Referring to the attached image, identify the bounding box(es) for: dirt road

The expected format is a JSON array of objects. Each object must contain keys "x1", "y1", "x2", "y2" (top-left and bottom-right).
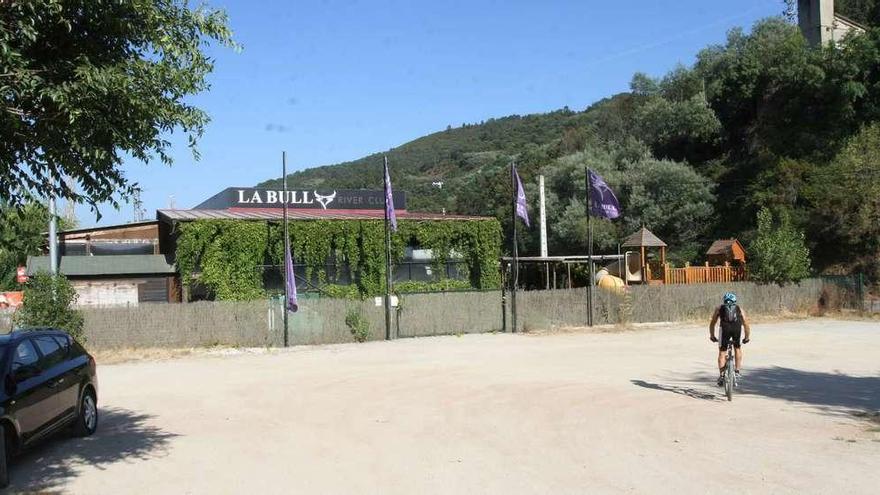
[{"x1": 8, "y1": 319, "x2": 879, "y2": 494}]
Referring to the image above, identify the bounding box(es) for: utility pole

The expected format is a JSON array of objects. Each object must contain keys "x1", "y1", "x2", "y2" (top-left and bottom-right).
[{"x1": 48, "y1": 195, "x2": 58, "y2": 275}]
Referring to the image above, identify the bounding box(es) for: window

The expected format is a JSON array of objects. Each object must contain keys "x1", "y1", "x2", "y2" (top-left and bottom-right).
[
  {"x1": 11, "y1": 340, "x2": 39, "y2": 372},
  {"x1": 33, "y1": 336, "x2": 65, "y2": 369},
  {"x1": 52, "y1": 334, "x2": 71, "y2": 358}
]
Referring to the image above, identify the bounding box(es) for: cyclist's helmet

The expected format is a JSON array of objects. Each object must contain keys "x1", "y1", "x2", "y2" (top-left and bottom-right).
[{"x1": 723, "y1": 292, "x2": 737, "y2": 305}]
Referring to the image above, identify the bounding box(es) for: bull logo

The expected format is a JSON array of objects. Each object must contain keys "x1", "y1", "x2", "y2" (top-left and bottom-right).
[{"x1": 314, "y1": 190, "x2": 337, "y2": 209}]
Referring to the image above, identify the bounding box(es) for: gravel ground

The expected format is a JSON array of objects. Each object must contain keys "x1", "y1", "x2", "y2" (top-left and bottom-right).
[{"x1": 8, "y1": 318, "x2": 879, "y2": 494}]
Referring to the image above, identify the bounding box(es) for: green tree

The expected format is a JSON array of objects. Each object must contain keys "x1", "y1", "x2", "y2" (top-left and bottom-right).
[
  {"x1": 543, "y1": 149, "x2": 715, "y2": 262},
  {"x1": 806, "y1": 124, "x2": 880, "y2": 281},
  {"x1": 0, "y1": 203, "x2": 73, "y2": 290},
  {"x1": 836, "y1": 0, "x2": 880, "y2": 26},
  {"x1": 13, "y1": 272, "x2": 85, "y2": 342},
  {"x1": 1, "y1": 0, "x2": 235, "y2": 211},
  {"x1": 749, "y1": 208, "x2": 811, "y2": 284}
]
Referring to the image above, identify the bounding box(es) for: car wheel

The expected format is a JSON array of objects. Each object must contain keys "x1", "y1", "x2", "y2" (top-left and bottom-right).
[
  {"x1": 0, "y1": 426, "x2": 9, "y2": 488},
  {"x1": 73, "y1": 389, "x2": 98, "y2": 437}
]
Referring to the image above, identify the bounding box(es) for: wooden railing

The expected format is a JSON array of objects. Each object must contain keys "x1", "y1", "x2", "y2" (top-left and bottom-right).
[{"x1": 656, "y1": 262, "x2": 746, "y2": 285}]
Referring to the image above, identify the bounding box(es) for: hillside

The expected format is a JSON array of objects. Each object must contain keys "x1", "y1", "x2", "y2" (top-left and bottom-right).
[{"x1": 256, "y1": 104, "x2": 611, "y2": 213}]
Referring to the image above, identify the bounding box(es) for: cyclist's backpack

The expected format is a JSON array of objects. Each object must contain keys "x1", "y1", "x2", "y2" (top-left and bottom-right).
[{"x1": 722, "y1": 303, "x2": 739, "y2": 324}]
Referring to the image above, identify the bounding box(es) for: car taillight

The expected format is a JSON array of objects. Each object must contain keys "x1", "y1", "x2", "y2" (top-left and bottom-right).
[{"x1": 88, "y1": 355, "x2": 96, "y2": 373}]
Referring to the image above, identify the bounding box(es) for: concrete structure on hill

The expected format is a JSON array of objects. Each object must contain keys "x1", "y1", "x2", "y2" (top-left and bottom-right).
[{"x1": 799, "y1": 0, "x2": 867, "y2": 46}]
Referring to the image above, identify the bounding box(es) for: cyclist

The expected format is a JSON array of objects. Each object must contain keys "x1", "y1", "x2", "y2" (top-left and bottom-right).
[{"x1": 709, "y1": 292, "x2": 751, "y2": 386}]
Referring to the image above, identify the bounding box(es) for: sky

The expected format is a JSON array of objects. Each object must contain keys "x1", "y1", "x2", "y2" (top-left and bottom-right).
[{"x1": 76, "y1": 0, "x2": 782, "y2": 227}]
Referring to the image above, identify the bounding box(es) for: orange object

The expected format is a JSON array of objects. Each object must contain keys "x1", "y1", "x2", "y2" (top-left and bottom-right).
[{"x1": 0, "y1": 291, "x2": 23, "y2": 309}]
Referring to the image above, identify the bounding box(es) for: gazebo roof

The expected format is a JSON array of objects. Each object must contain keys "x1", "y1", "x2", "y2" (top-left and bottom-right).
[
  {"x1": 622, "y1": 227, "x2": 667, "y2": 248},
  {"x1": 706, "y1": 239, "x2": 742, "y2": 256}
]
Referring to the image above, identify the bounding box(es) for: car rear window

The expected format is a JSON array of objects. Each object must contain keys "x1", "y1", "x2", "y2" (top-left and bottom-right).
[{"x1": 52, "y1": 334, "x2": 71, "y2": 357}]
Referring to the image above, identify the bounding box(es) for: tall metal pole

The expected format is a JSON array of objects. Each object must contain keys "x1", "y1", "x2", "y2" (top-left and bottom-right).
[
  {"x1": 539, "y1": 175, "x2": 549, "y2": 290},
  {"x1": 510, "y1": 162, "x2": 519, "y2": 333},
  {"x1": 586, "y1": 168, "x2": 594, "y2": 327},
  {"x1": 48, "y1": 195, "x2": 58, "y2": 275},
  {"x1": 282, "y1": 151, "x2": 289, "y2": 347},
  {"x1": 384, "y1": 156, "x2": 393, "y2": 340}
]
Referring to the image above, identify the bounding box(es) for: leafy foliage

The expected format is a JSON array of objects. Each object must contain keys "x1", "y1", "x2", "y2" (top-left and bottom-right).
[
  {"x1": 13, "y1": 272, "x2": 84, "y2": 342},
  {"x1": 836, "y1": 0, "x2": 880, "y2": 26},
  {"x1": 749, "y1": 208, "x2": 811, "y2": 284},
  {"x1": 0, "y1": 0, "x2": 235, "y2": 211},
  {"x1": 175, "y1": 219, "x2": 502, "y2": 300},
  {"x1": 805, "y1": 124, "x2": 880, "y2": 280},
  {"x1": 0, "y1": 202, "x2": 73, "y2": 290},
  {"x1": 344, "y1": 308, "x2": 370, "y2": 343}
]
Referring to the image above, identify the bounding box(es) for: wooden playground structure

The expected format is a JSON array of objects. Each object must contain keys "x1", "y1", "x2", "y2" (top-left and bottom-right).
[{"x1": 621, "y1": 228, "x2": 747, "y2": 286}]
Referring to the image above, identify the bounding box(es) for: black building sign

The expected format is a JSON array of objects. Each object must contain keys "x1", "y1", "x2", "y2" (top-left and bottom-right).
[{"x1": 194, "y1": 187, "x2": 407, "y2": 211}]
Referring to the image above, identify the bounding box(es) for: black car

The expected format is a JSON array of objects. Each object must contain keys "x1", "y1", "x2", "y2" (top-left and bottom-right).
[{"x1": 0, "y1": 328, "x2": 98, "y2": 488}]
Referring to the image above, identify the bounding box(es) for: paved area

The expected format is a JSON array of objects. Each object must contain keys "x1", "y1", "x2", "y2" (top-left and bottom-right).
[{"x1": 8, "y1": 319, "x2": 880, "y2": 494}]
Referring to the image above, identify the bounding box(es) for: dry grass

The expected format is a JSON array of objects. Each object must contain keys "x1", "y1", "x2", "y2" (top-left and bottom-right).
[{"x1": 92, "y1": 347, "x2": 202, "y2": 365}]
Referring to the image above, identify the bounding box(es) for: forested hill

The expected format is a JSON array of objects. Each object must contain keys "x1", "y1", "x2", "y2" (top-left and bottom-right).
[
  {"x1": 256, "y1": 106, "x2": 601, "y2": 212},
  {"x1": 259, "y1": 17, "x2": 880, "y2": 282}
]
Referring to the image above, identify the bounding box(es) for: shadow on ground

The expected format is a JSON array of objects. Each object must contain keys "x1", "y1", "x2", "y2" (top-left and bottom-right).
[
  {"x1": 7, "y1": 407, "x2": 178, "y2": 493},
  {"x1": 634, "y1": 367, "x2": 880, "y2": 420},
  {"x1": 737, "y1": 367, "x2": 880, "y2": 417},
  {"x1": 630, "y1": 379, "x2": 721, "y2": 401}
]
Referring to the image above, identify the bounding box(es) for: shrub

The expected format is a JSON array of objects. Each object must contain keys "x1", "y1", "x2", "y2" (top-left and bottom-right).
[
  {"x1": 749, "y1": 208, "x2": 811, "y2": 285},
  {"x1": 14, "y1": 272, "x2": 85, "y2": 342},
  {"x1": 344, "y1": 308, "x2": 370, "y2": 343}
]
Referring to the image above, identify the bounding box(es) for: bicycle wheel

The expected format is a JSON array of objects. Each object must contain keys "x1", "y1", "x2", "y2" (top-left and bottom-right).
[{"x1": 725, "y1": 356, "x2": 734, "y2": 401}]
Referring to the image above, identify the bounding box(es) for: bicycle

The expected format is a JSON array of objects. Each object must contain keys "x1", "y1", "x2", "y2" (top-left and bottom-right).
[{"x1": 720, "y1": 338, "x2": 737, "y2": 401}]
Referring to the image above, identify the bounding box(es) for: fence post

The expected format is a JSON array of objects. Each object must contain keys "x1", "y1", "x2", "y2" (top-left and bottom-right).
[
  {"x1": 501, "y1": 262, "x2": 508, "y2": 333},
  {"x1": 857, "y1": 273, "x2": 864, "y2": 312}
]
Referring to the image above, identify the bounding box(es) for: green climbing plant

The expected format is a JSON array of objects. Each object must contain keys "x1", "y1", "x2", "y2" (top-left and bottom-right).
[{"x1": 175, "y1": 218, "x2": 502, "y2": 300}]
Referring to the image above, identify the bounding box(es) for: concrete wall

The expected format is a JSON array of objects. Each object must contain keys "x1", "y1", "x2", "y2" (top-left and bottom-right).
[{"x1": 74, "y1": 280, "x2": 140, "y2": 307}]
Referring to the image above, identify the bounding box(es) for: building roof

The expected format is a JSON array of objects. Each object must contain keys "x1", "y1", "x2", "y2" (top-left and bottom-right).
[
  {"x1": 27, "y1": 255, "x2": 175, "y2": 277},
  {"x1": 53, "y1": 220, "x2": 159, "y2": 236},
  {"x1": 621, "y1": 227, "x2": 667, "y2": 248},
  {"x1": 157, "y1": 208, "x2": 492, "y2": 222},
  {"x1": 706, "y1": 239, "x2": 743, "y2": 256}
]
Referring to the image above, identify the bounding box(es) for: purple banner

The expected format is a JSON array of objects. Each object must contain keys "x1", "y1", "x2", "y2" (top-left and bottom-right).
[
  {"x1": 284, "y1": 235, "x2": 298, "y2": 312},
  {"x1": 589, "y1": 169, "x2": 621, "y2": 219},
  {"x1": 384, "y1": 157, "x2": 398, "y2": 231},
  {"x1": 513, "y1": 164, "x2": 530, "y2": 227}
]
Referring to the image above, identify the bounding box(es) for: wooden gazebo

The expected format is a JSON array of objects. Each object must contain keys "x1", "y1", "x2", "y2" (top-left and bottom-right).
[{"x1": 622, "y1": 227, "x2": 667, "y2": 284}]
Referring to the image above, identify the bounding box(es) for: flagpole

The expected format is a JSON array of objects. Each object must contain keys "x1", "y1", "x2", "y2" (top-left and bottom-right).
[
  {"x1": 510, "y1": 162, "x2": 519, "y2": 334},
  {"x1": 282, "y1": 151, "x2": 290, "y2": 347},
  {"x1": 586, "y1": 168, "x2": 594, "y2": 327},
  {"x1": 384, "y1": 156, "x2": 393, "y2": 341}
]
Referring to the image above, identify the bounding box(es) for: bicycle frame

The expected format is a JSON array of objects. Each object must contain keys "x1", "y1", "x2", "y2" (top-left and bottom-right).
[{"x1": 722, "y1": 337, "x2": 736, "y2": 401}]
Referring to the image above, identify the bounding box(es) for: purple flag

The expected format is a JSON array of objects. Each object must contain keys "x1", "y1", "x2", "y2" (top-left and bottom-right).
[
  {"x1": 384, "y1": 157, "x2": 397, "y2": 231},
  {"x1": 284, "y1": 235, "x2": 298, "y2": 312},
  {"x1": 588, "y1": 169, "x2": 621, "y2": 219},
  {"x1": 513, "y1": 164, "x2": 530, "y2": 227}
]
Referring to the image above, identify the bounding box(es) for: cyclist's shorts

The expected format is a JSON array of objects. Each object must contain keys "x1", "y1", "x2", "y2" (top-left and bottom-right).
[{"x1": 719, "y1": 327, "x2": 742, "y2": 351}]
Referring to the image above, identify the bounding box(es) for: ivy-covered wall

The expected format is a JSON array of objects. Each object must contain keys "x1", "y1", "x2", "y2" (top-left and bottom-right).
[{"x1": 174, "y1": 219, "x2": 502, "y2": 300}]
